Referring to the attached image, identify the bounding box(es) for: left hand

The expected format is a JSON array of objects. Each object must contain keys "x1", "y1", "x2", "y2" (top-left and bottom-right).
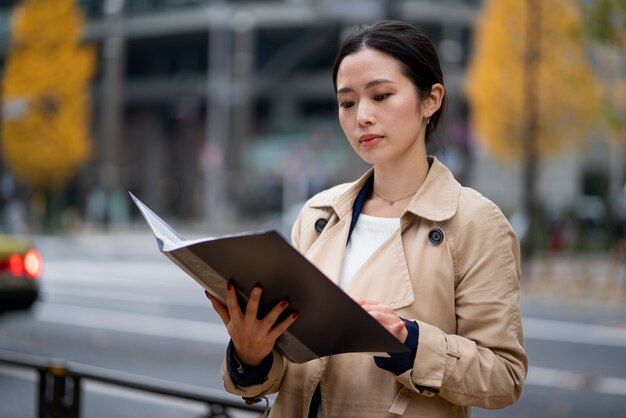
[{"x1": 356, "y1": 298, "x2": 408, "y2": 343}]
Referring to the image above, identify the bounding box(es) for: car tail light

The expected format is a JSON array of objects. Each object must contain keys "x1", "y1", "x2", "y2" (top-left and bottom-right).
[
  {"x1": 9, "y1": 253, "x2": 24, "y2": 277},
  {"x1": 23, "y1": 249, "x2": 42, "y2": 279}
]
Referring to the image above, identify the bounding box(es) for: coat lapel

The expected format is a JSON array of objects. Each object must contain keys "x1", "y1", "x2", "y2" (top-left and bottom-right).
[
  {"x1": 300, "y1": 157, "x2": 460, "y2": 310},
  {"x1": 343, "y1": 218, "x2": 416, "y2": 309},
  {"x1": 304, "y1": 168, "x2": 373, "y2": 285},
  {"x1": 304, "y1": 216, "x2": 350, "y2": 285}
]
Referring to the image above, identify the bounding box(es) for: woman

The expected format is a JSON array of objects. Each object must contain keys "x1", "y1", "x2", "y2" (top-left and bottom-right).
[{"x1": 206, "y1": 20, "x2": 527, "y2": 418}]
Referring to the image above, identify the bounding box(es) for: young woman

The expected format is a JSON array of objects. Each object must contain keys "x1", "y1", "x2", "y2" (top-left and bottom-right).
[{"x1": 206, "y1": 20, "x2": 527, "y2": 418}]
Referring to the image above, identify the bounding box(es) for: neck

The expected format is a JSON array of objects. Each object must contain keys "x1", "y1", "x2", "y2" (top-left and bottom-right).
[{"x1": 372, "y1": 147, "x2": 429, "y2": 202}]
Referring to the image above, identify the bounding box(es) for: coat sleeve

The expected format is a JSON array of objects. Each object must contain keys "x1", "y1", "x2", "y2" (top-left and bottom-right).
[
  {"x1": 220, "y1": 211, "x2": 308, "y2": 399},
  {"x1": 221, "y1": 349, "x2": 287, "y2": 400},
  {"x1": 396, "y1": 202, "x2": 528, "y2": 409}
]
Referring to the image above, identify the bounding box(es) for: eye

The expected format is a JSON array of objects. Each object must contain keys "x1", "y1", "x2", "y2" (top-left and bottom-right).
[
  {"x1": 373, "y1": 93, "x2": 390, "y2": 101},
  {"x1": 339, "y1": 101, "x2": 355, "y2": 109}
]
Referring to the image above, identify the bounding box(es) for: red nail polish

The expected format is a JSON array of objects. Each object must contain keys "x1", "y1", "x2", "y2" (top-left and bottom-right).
[
  {"x1": 292, "y1": 312, "x2": 299, "y2": 319},
  {"x1": 227, "y1": 282, "x2": 233, "y2": 291},
  {"x1": 280, "y1": 301, "x2": 288, "y2": 308},
  {"x1": 204, "y1": 290, "x2": 210, "y2": 298}
]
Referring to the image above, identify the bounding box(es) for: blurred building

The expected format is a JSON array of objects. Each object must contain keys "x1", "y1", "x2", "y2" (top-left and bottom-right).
[
  {"x1": 0, "y1": 0, "x2": 595, "y2": 232},
  {"x1": 0, "y1": 0, "x2": 480, "y2": 225}
]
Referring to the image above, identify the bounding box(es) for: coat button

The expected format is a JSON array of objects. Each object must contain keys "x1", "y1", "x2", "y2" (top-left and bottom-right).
[
  {"x1": 315, "y1": 218, "x2": 328, "y2": 233},
  {"x1": 428, "y1": 228, "x2": 444, "y2": 245}
]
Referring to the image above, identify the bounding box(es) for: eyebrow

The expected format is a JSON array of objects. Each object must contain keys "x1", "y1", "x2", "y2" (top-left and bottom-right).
[{"x1": 336, "y1": 79, "x2": 395, "y2": 95}]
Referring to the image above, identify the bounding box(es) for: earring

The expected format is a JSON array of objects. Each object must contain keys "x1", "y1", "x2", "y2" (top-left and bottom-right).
[{"x1": 427, "y1": 117, "x2": 431, "y2": 125}]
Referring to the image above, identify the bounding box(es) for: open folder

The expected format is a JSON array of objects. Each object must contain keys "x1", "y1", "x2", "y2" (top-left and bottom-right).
[{"x1": 130, "y1": 192, "x2": 408, "y2": 363}]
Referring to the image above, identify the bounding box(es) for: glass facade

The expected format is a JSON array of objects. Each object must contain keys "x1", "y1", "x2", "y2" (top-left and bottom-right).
[
  {"x1": 75, "y1": 0, "x2": 482, "y2": 19},
  {"x1": 127, "y1": 32, "x2": 208, "y2": 79},
  {"x1": 0, "y1": 0, "x2": 480, "y2": 221},
  {"x1": 77, "y1": 0, "x2": 279, "y2": 19}
]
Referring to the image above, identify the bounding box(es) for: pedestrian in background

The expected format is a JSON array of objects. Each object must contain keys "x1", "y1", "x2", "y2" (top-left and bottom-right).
[{"x1": 206, "y1": 20, "x2": 527, "y2": 418}]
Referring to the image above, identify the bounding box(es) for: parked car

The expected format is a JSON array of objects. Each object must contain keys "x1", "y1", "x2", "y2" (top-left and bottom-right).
[{"x1": 0, "y1": 234, "x2": 42, "y2": 312}]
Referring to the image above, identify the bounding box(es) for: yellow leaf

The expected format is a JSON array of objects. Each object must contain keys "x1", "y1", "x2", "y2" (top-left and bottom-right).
[
  {"x1": 1, "y1": 0, "x2": 95, "y2": 188},
  {"x1": 466, "y1": 0, "x2": 599, "y2": 161}
]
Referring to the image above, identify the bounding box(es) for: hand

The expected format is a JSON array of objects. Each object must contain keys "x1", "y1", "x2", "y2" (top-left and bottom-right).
[
  {"x1": 356, "y1": 298, "x2": 408, "y2": 343},
  {"x1": 205, "y1": 282, "x2": 298, "y2": 367}
]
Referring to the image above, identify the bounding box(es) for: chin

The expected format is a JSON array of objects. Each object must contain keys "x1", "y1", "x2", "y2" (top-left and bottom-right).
[
  {"x1": 356, "y1": 151, "x2": 386, "y2": 166},
  {"x1": 350, "y1": 142, "x2": 391, "y2": 166}
]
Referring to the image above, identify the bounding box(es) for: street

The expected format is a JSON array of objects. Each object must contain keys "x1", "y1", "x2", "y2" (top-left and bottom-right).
[{"x1": 1, "y1": 230, "x2": 626, "y2": 417}]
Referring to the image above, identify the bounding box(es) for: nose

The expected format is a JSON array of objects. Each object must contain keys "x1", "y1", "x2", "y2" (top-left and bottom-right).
[{"x1": 356, "y1": 101, "x2": 375, "y2": 126}]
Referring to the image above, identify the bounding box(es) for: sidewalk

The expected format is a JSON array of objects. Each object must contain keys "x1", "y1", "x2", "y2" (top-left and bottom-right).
[
  {"x1": 522, "y1": 253, "x2": 626, "y2": 308},
  {"x1": 32, "y1": 219, "x2": 275, "y2": 259}
]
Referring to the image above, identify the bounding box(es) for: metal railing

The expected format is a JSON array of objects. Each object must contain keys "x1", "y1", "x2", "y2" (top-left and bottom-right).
[{"x1": 0, "y1": 349, "x2": 265, "y2": 418}]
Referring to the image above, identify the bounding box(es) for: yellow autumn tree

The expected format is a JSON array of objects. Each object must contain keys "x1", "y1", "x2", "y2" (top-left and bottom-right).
[
  {"x1": 1, "y1": 0, "x2": 95, "y2": 189},
  {"x1": 466, "y1": 0, "x2": 598, "y2": 254},
  {"x1": 467, "y1": 0, "x2": 597, "y2": 157},
  {"x1": 582, "y1": 0, "x2": 626, "y2": 143},
  {"x1": 580, "y1": 0, "x2": 626, "y2": 219}
]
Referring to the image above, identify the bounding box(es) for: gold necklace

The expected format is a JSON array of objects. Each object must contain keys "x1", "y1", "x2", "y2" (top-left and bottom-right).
[{"x1": 373, "y1": 190, "x2": 417, "y2": 206}]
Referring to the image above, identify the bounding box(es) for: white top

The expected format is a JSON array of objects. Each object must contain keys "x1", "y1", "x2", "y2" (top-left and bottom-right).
[{"x1": 339, "y1": 214, "x2": 401, "y2": 290}]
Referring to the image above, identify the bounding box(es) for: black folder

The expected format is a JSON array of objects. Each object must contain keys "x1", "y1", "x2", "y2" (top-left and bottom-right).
[{"x1": 130, "y1": 192, "x2": 408, "y2": 363}]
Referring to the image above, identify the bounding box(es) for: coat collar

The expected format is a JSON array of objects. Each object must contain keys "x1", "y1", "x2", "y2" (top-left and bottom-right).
[{"x1": 309, "y1": 156, "x2": 461, "y2": 222}]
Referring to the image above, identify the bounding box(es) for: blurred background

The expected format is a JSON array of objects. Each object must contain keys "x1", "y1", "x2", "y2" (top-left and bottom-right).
[{"x1": 0, "y1": 0, "x2": 625, "y2": 417}]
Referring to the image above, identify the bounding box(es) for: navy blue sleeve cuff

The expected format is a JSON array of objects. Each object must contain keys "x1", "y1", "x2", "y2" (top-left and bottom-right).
[
  {"x1": 226, "y1": 340, "x2": 273, "y2": 387},
  {"x1": 374, "y1": 319, "x2": 419, "y2": 375}
]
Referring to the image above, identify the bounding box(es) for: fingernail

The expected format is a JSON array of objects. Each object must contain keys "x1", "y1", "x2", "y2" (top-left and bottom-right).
[
  {"x1": 227, "y1": 282, "x2": 233, "y2": 291},
  {"x1": 291, "y1": 312, "x2": 299, "y2": 319},
  {"x1": 280, "y1": 301, "x2": 288, "y2": 308},
  {"x1": 204, "y1": 290, "x2": 210, "y2": 299}
]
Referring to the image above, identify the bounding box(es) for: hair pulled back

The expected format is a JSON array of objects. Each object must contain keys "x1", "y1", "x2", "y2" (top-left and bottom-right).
[{"x1": 332, "y1": 20, "x2": 446, "y2": 143}]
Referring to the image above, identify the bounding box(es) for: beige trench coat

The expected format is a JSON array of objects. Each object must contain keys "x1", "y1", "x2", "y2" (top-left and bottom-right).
[{"x1": 222, "y1": 157, "x2": 528, "y2": 418}]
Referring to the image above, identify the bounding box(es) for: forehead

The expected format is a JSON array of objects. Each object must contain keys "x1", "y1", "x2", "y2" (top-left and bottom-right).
[{"x1": 336, "y1": 48, "x2": 406, "y2": 91}]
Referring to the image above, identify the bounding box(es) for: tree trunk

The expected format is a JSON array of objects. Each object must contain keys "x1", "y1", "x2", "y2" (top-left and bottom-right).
[{"x1": 521, "y1": 0, "x2": 541, "y2": 264}]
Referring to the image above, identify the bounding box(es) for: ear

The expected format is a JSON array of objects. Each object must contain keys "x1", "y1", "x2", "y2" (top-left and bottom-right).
[{"x1": 422, "y1": 83, "x2": 445, "y2": 118}]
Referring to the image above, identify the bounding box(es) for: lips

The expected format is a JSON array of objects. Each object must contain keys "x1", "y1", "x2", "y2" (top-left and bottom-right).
[{"x1": 358, "y1": 134, "x2": 383, "y2": 148}]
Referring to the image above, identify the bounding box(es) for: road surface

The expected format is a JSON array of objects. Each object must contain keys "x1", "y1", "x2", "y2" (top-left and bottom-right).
[{"x1": 1, "y1": 231, "x2": 625, "y2": 417}]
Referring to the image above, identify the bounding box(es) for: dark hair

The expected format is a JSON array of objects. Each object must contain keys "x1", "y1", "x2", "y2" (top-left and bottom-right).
[{"x1": 332, "y1": 20, "x2": 446, "y2": 143}]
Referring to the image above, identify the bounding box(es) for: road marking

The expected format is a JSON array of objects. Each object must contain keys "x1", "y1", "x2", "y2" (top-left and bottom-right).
[
  {"x1": 42, "y1": 271, "x2": 192, "y2": 288},
  {"x1": 527, "y1": 366, "x2": 626, "y2": 397},
  {"x1": 0, "y1": 364, "x2": 36, "y2": 381},
  {"x1": 524, "y1": 317, "x2": 626, "y2": 348},
  {"x1": 33, "y1": 303, "x2": 229, "y2": 345},
  {"x1": 41, "y1": 286, "x2": 207, "y2": 307},
  {"x1": 33, "y1": 297, "x2": 626, "y2": 349}
]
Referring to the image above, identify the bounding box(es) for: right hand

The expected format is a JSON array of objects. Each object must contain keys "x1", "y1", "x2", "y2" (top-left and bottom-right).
[{"x1": 205, "y1": 282, "x2": 298, "y2": 367}]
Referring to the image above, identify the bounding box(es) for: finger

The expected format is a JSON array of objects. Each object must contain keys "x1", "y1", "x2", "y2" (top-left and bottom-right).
[
  {"x1": 357, "y1": 298, "x2": 378, "y2": 306},
  {"x1": 358, "y1": 301, "x2": 387, "y2": 313},
  {"x1": 361, "y1": 302, "x2": 395, "y2": 316},
  {"x1": 262, "y1": 300, "x2": 289, "y2": 330},
  {"x1": 269, "y1": 312, "x2": 299, "y2": 340},
  {"x1": 366, "y1": 310, "x2": 392, "y2": 324},
  {"x1": 361, "y1": 305, "x2": 390, "y2": 318},
  {"x1": 367, "y1": 311, "x2": 402, "y2": 330},
  {"x1": 225, "y1": 281, "x2": 243, "y2": 322},
  {"x1": 205, "y1": 291, "x2": 231, "y2": 325},
  {"x1": 376, "y1": 315, "x2": 404, "y2": 332},
  {"x1": 391, "y1": 320, "x2": 406, "y2": 333},
  {"x1": 245, "y1": 286, "x2": 263, "y2": 323},
  {"x1": 389, "y1": 321, "x2": 408, "y2": 342}
]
